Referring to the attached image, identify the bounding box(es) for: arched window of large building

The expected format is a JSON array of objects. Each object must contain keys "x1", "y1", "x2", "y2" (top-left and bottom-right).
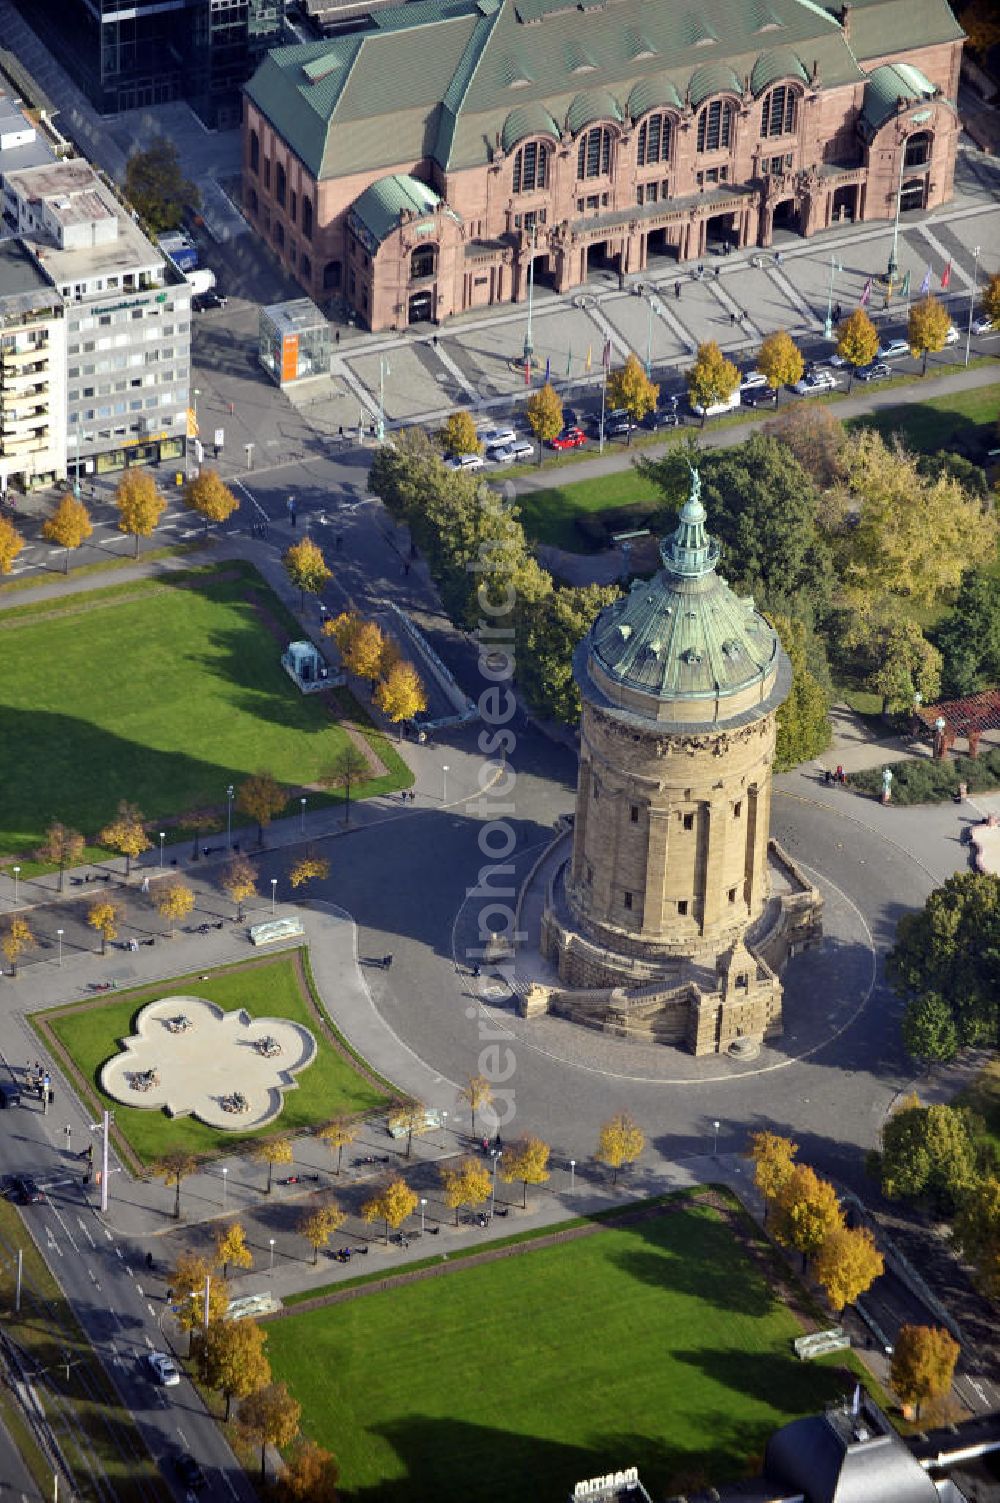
[
  {"x1": 577, "y1": 125, "x2": 612, "y2": 179},
  {"x1": 411, "y1": 245, "x2": 437, "y2": 280},
  {"x1": 249, "y1": 129, "x2": 259, "y2": 174},
  {"x1": 247, "y1": 186, "x2": 258, "y2": 216},
  {"x1": 275, "y1": 162, "x2": 286, "y2": 208},
  {"x1": 904, "y1": 130, "x2": 932, "y2": 168},
  {"x1": 696, "y1": 99, "x2": 734, "y2": 153},
  {"x1": 761, "y1": 85, "x2": 797, "y2": 138},
  {"x1": 637, "y1": 113, "x2": 673, "y2": 167},
  {"x1": 323, "y1": 260, "x2": 341, "y2": 290},
  {"x1": 302, "y1": 196, "x2": 313, "y2": 240},
  {"x1": 513, "y1": 141, "x2": 549, "y2": 194}
]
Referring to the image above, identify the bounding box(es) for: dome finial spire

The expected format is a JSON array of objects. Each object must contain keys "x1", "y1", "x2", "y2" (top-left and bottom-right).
[{"x1": 660, "y1": 462, "x2": 718, "y2": 577}]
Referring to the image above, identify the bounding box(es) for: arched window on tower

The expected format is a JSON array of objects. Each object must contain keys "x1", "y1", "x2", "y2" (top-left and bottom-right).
[
  {"x1": 513, "y1": 141, "x2": 549, "y2": 194},
  {"x1": 577, "y1": 125, "x2": 612, "y2": 179},
  {"x1": 904, "y1": 130, "x2": 932, "y2": 168},
  {"x1": 696, "y1": 98, "x2": 734, "y2": 153},
  {"x1": 249, "y1": 129, "x2": 259, "y2": 174}
]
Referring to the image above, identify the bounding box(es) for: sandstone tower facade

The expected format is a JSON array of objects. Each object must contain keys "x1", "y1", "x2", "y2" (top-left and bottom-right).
[{"x1": 539, "y1": 474, "x2": 821, "y2": 1054}]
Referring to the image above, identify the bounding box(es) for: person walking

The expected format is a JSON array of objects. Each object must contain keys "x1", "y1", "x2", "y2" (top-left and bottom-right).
[{"x1": 674, "y1": 281, "x2": 681, "y2": 300}]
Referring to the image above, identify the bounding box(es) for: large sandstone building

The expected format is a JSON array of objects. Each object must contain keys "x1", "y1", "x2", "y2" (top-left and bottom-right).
[
  {"x1": 535, "y1": 476, "x2": 821, "y2": 1054},
  {"x1": 242, "y1": 0, "x2": 963, "y2": 329}
]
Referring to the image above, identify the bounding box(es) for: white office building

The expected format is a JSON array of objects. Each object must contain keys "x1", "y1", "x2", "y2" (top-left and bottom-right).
[{"x1": 0, "y1": 237, "x2": 66, "y2": 492}]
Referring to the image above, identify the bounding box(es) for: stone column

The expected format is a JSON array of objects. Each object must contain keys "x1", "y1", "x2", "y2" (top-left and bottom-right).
[
  {"x1": 642, "y1": 806, "x2": 671, "y2": 936},
  {"x1": 572, "y1": 760, "x2": 592, "y2": 882},
  {"x1": 700, "y1": 799, "x2": 727, "y2": 933}
]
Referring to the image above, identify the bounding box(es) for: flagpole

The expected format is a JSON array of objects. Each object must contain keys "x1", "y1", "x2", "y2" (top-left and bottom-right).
[
  {"x1": 523, "y1": 223, "x2": 536, "y2": 365},
  {"x1": 824, "y1": 254, "x2": 839, "y2": 339},
  {"x1": 887, "y1": 149, "x2": 903, "y2": 280},
  {"x1": 965, "y1": 244, "x2": 980, "y2": 368},
  {"x1": 599, "y1": 363, "x2": 607, "y2": 455}
]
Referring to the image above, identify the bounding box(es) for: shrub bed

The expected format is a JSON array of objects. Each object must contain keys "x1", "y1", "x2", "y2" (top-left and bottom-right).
[{"x1": 850, "y1": 747, "x2": 1000, "y2": 804}]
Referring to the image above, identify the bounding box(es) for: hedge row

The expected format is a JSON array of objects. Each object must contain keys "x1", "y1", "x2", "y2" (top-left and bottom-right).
[{"x1": 850, "y1": 747, "x2": 1000, "y2": 805}]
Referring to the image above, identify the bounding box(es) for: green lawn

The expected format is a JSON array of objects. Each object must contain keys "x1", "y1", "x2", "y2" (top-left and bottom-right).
[
  {"x1": 846, "y1": 381, "x2": 1000, "y2": 454},
  {"x1": 518, "y1": 468, "x2": 661, "y2": 551},
  {"x1": 265, "y1": 1202, "x2": 853, "y2": 1502},
  {"x1": 0, "y1": 563, "x2": 410, "y2": 862},
  {"x1": 38, "y1": 952, "x2": 392, "y2": 1165}
]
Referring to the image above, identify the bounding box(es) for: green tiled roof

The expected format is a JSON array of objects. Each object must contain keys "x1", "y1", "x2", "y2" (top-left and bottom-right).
[
  {"x1": 501, "y1": 102, "x2": 560, "y2": 149},
  {"x1": 585, "y1": 482, "x2": 782, "y2": 709},
  {"x1": 861, "y1": 61, "x2": 936, "y2": 134},
  {"x1": 750, "y1": 46, "x2": 809, "y2": 95},
  {"x1": 350, "y1": 173, "x2": 445, "y2": 245},
  {"x1": 245, "y1": 0, "x2": 960, "y2": 180}
]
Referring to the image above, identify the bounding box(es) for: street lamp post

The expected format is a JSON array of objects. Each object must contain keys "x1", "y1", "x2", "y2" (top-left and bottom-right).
[
  {"x1": 442, "y1": 764, "x2": 449, "y2": 804},
  {"x1": 376, "y1": 356, "x2": 390, "y2": 443},
  {"x1": 270, "y1": 878, "x2": 278, "y2": 916},
  {"x1": 245, "y1": 441, "x2": 254, "y2": 471},
  {"x1": 569, "y1": 1158, "x2": 576, "y2": 1193},
  {"x1": 823, "y1": 255, "x2": 841, "y2": 339},
  {"x1": 159, "y1": 831, "x2": 165, "y2": 869},
  {"x1": 523, "y1": 224, "x2": 537, "y2": 367},
  {"x1": 221, "y1": 1166, "x2": 228, "y2": 1209},
  {"x1": 965, "y1": 244, "x2": 981, "y2": 369},
  {"x1": 65, "y1": 1124, "x2": 72, "y2": 1155},
  {"x1": 12, "y1": 865, "x2": 20, "y2": 905},
  {"x1": 491, "y1": 1149, "x2": 502, "y2": 1211},
  {"x1": 887, "y1": 152, "x2": 904, "y2": 280},
  {"x1": 56, "y1": 929, "x2": 63, "y2": 968},
  {"x1": 712, "y1": 1119, "x2": 720, "y2": 1157},
  {"x1": 420, "y1": 1197, "x2": 427, "y2": 1234},
  {"x1": 269, "y1": 1238, "x2": 276, "y2": 1272},
  {"x1": 226, "y1": 784, "x2": 234, "y2": 850},
  {"x1": 300, "y1": 796, "x2": 307, "y2": 835},
  {"x1": 645, "y1": 293, "x2": 653, "y2": 377}
]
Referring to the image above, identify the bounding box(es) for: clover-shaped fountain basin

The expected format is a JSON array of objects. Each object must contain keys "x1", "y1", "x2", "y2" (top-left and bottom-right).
[{"x1": 99, "y1": 996, "x2": 317, "y2": 1131}]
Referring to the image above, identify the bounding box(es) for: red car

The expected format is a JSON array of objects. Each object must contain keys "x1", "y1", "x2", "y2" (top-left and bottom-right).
[{"x1": 549, "y1": 426, "x2": 587, "y2": 451}]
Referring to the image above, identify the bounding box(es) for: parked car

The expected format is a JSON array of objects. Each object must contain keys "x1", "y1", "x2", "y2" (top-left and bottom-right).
[
  {"x1": 562, "y1": 407, "x2": 581, "y2": 428},
  {"x1": 0, "y1": 1081, "x2": 22, "y2": 1108},
  {"x1": 855, "y1": 360, "x2": 891, "y2": 382},
  {"x1": 479, "y1": 426, "x2": 516, "y2": 448},
  {"x1": 3, "y1": 1175, "x2": 45, "y2": 1204},
  {"x1": 191, "y1": 290, "x2": 227, "y2": 312},
  {"x1": 689, "y1": 389, "x2": 742, "y2": 419},
  {"x1": 643, "y1": 406, "x2": 679, "y2": 430},
  {"x1": 605, "y1": 414, "x2": 637, "y2": 437},
  {"x1": 549, "y1": 426, "x2": 587, "y2": 450},
  {"x1": 173, "y1": 1453, "x2": 207, "y2": 1493},
  {"x1": 486, "y1": 444, "x2": 516, "y2": 464},
  {"x1": 741, "y1": 386, "x2": 776, "y2": 408},
  {"x1": 445, "y1": 452, "x2": 484, "y2": 471},
  {"x1": 972, "y1": 314, "x2": 996, "y2": 335},
  {"x1": 877, "y1": 337, "x2": 911, "y2": 360},
  {"x1": 739, "y1": 369, "x2": 768, "y2": 392},
  {"x1": 791, "y1": 370, "x2": 838, "y2": 396},
  {"x1": 146, "y1": 1352, "x2": 181, "y2": 1387},
  {"x1": 943, "y1": 323, "x2": 960, "y2": 345}
]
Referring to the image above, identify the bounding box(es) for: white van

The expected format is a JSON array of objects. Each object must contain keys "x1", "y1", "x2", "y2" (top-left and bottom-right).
[{"x1": 690, "y1": 388, "x2": 742, "y2": 419}]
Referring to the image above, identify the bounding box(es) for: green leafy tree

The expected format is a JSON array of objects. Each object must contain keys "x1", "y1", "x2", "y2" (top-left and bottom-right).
[
  {"x1": 237, "y1": 772, "x2": 287, "y2": 848},
  {"x1": 114, "y1": 468, "x2": 166, "y2": 557},
  {"x1": 953, "y1": 1176, "x2": 1000, "y2": 1300},
  {"x1": 842, "y1": 608, "x2": 941, "y2": 717},
  {"x1": 888, "y1": 872, "x2": 1000, "y2": 1047},
  {"x1": 185, "y1": 470, "x2": 238, "y2": 534},
  {"x1": 890, "y1": 1325, "x2": 960, "y2": 1418},
  {"x1": 768, "y1": 612, "x2": 831, "y2": 770},
  {"x1": 606, "y1": 352, "x2": 659, "y2": 437},
  {"x1": 439, "y1": 410, "x2": 481, "y2": 456},
  {"x1": 124, "y1": 138, "x2": 200, "y2": 234},
  {"x1": 36, "y1": 820, "x2": 85, "y2": 892},
  {"x1": 283, "y1": 538, "x2": 332, "y2": 610},
  {"x1": 814, "y1": 1224, "x2": 884, "y2": 1313},
  {"x1": 879, "y1": 1099, "x2": 980, "y2": 1212},
  {"x1": 756, "y1": 330, "x2": 804, "y2": 397},
  {"x1": 238, "y1": 1382, "x2": 302, "y2": 1482},
  {"x1": 524, "y1": 383, "x2": 563, "y2": 459},
  {"x1": 686, "y1": 340, "x2": 739, "y2": 418},
  {"x1": 908, "y1": 295, "x2": 952, "y2": 374},
  {"x1": 42, "y1": 495, "x2": 93, "y2": 570},
  {"x1": 771, "y1": 1164, "x2": 843, "y2": 1269},
  {"x1": 515, "y1": 582, "x2": 619, "y2": 725},
  {"x1": 596, "y1": 1111, "x2": 645, "y2": 1184},
  {"x1": 836, "y1": 308, "x2": 878, "y2": 381},
  {"x1": 322, "y1": 741, "x2": 371, "y2": 825},
  {"x1": 197, "y1": 1316, "x2": 270, "y2": 1422},
  {"x1": 933, "y1": 567, "x2": 1000, "y2": 697},
  {"x1": 901, "y1": 992, "x2": 959, "y2": 1067}
]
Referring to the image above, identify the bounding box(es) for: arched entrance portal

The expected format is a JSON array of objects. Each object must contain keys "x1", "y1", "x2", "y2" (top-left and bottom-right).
[{"x1": 900, "y1": 176, "x2": 928, "y2": 212}]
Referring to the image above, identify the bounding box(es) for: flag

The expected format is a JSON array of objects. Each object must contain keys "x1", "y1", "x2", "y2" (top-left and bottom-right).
[
  {"x1": 860, "y1": 277, "x2": 872, "y2": 308},
  {"x1": 186, "y1": 407, "x2": 199, "y2": 438},
  {"x1": 884, "y1": 279, "x2": 893, "y2": 304},
  {"x1": 900, "y1": 270, "x2": 910, "y2": 299},
  {"x1": 524, "y1": 358, "x2": 531, "y2": 386},
  {"x1": 940, "y1": 260, "x2": 951, "y2": 289},
  {"x1": 585, "y1": 344, "x2": 592, "y2": 372},
  {"x1": 566, "y1": 347, "x2": 573, "y2": 377},
  {"x1": 602, "y1": 338, "x2": 612, "y2": 372},
  {"x1": 919, "y1": 266, "x2": 931, "y2": 296},
  {"x1": 544, "y1": 356, "x2": 550, "y2": 384}
]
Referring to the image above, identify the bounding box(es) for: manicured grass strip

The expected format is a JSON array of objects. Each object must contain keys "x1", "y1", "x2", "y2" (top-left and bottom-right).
[
  {"x1": 0, "y1": 1198, "x2": 171, "y2": 1503},
  {"x1": 0, "y1": 543, "x2": 197, "y2": 596},
  {"x1": 518, "y1": 468, "x2": 661, "y2": 551},
  {"x1": 36, "y1": 952, "x2": 392, "y2": 1166},
  {"x1": 846, "y1": 380, "x2": 1000, "y2": 453},
  {"x1": 265, "y1": 1201, "x2": 855, "y2": 1502},
  {"x1": 0, "y1": 562, "x2": 409, "y2": 860}
]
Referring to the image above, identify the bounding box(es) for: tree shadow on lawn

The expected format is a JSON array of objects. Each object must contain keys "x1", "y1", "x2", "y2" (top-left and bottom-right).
[
  {"x1": 346, "y1": 1414, "x2": 777, "y2": 1503},
  {"x1": 671, "y1": 1346, "x2": 852, "y2": 1418},
  {"x1": 604, "y1": 1220, "x2": 774, "y2": 1319}
]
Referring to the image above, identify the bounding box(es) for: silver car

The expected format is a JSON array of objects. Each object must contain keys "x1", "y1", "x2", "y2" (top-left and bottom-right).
[{"x1": 146, "y1": 1351, "x2": 180, "y2": 1386}]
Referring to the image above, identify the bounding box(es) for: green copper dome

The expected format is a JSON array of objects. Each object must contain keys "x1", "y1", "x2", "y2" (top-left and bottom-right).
[{"x1": 578, "y1": 470, "x2": 787, "y2": 725}]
